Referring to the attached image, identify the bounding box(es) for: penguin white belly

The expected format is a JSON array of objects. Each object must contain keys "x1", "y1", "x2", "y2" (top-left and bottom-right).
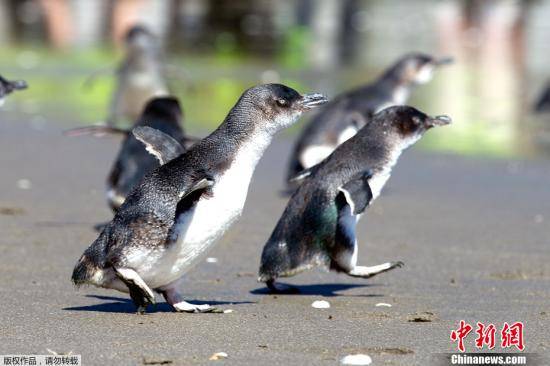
[
  {"x1": 415, "y1": 65, "x2": 434, "y2": 84},
  {"x1": 145, "y1": 156, "x2": 257, "y2": 287},
  {"x1": 368, "y1": 134, "x2": 421, "y2": 201},
  {"x1": 368, "y1": 169, "x2": 392, "y2": 200},
  {"x1": 127, "y1": 69, "x2": 167, "y2": 90}
]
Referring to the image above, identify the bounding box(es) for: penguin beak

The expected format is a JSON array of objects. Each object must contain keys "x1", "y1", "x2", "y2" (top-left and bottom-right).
[
  {"x1": 426, "y1": 115, "x2": 452, "y2": 128},
  {"x1": 433, "y1": 56, "x2": 454, "y2": 66},
  {"x1": 11, "y1": 80, "x2": 28, "y2": 90},
  {"x1": 299, "y1": 93, "x2": 329, "y2": 110}
]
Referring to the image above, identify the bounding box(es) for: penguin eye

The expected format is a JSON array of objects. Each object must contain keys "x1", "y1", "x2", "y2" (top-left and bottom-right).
[{"x1": 276, "y1": 99, "x2": 288, "y2": 107}]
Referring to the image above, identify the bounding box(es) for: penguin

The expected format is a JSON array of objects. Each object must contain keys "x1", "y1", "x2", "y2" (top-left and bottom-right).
[
  {"x1": 66, "y1": 96, "x2": 196, "y2": 213},
  {"x1": 0, "y1": 75, "x2": 27, "y2": 104},
  {"x1": 71, "y1": 84, "x2": 328, "y2": 313},
  {"x1": 107, "y1": 25, "x2": 169, "y2": 126},
  {"x1": 259, "y1": 106, "x2": 452, "y2": 293},
  {"x1": 534, "y1": 83, "x2": 550, "y2": 113},
  {"x1": 286, "y1": 53, "x2": 452, "y2": 188}
]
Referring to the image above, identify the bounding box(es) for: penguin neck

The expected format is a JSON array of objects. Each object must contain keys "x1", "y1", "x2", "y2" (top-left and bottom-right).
[
  {"x1": 210, "y1": 112, "x2": 274, "y2": 175},
  {"x1": 231, "y1": 128, "x2": 272, "y2": 173},
  {"x1": 368, "y1": 133, "x2": 421, "y2": 200},
  {"x1": 126, "y1": 49, "x2": 162, "y2": 72}
]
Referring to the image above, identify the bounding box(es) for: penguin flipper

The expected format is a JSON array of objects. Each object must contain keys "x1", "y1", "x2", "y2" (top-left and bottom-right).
[
  {"x1": 182, "y1": 177, "x2": 213, "y2": 199},
  {"x1": 63, "y1": 125, "x2": 129, "y2": 137},
  {"x1": 337, "y1": 170, "x2": 374, "y2": 215},
  {"x1": 132, "y1": 126, "x2": 185, "y2": 165},
  {"x1": 172, "y1": 176, "x2": 214, "y2": 218},
  {"x1": 332, "y1": 173, "x2": 404, "y2": 278}
]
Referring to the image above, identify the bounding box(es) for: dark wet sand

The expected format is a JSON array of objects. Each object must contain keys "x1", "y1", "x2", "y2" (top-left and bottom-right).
[{"x1": 1, "y1": 116, "x2": 549, "y2": 365}]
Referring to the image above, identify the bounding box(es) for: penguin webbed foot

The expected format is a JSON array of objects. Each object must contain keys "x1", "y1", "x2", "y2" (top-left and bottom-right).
[
  {"x1": 393, "y1": 261, "x2": 405, "y2": 268},
  {"x1": 159, "y1": 286, "x2": 220, "y2": 313},
  {"x1": 172, "y1": 301, "x2": 218, "y2": 313},
  {"x1": 135, "y1": 304, "x2": 148, "y2": 315},
  {"x1": 347, "y1": 261, "x2": 404, "y2": 279},
  {"x1": 266, "y1": 279, "x2": 300, "y2": 294},
  {"x1": 114, "y1": 267, "x2": 156, "y2": 314},
  {"x1": 129, "y1": 288, "x2": 155, "y2": 315}
]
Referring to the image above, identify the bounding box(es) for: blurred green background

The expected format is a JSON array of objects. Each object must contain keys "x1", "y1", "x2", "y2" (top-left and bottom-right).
[{"x1": 1, "y1": 0, "x2": 550, "y2": 159}]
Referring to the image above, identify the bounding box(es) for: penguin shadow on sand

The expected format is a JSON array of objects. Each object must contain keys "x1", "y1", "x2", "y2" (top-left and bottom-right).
[
  {"x1": 250, "y1": 282, "x2": 385, "y2": 298},
  {"x1": 63, "y1": 294, "x2": 254, "y2": 314}
]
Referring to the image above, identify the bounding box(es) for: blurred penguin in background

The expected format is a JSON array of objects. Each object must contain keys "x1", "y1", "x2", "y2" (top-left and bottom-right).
[
  {"x1": 0, "y1": 75, "x2": 27, "y2": 105},
  {"x1": 84, "y1": 25, "x2": 170, "y2": 126},
  {"x1": 286, "y1": 53, "x2": 453, "y2": 189},
  {"x1": 108, "y1": 25, "x2": 170, "y2": 126}
]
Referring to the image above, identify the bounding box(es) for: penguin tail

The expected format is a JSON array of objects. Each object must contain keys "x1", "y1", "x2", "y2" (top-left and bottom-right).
[
  {"x1": 71, "y1": 254, "x2": 103, "y2": 287},
  {"x1": 72, "y1": 228, "x2": 111, "y2": 287},
  {"x1": 257, "y1": 272, "x2": 272, "y2": 283},
  {"x1": 258, "y1": 259, "x2": 277, "y2": 284},
  {"x1": 258, "y1": 243, "x2": 286, "y2": 284}
]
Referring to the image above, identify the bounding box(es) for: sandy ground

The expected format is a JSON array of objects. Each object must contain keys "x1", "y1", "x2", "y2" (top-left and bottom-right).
[{"x1": 0, "y1": 116, "x2": 549, "y2": 365}]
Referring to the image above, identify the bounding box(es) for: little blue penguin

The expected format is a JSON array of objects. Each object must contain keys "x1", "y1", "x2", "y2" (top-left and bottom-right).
[
  {"x1": 71, "y1": 84, "x2": 328, "y2": 313},
  {"x1": 286, "y1": 53, "x2": 452, "y2": 188},
  {"x1": 0, "y1": 75, "x2": 27, "y2": 105},
  {"x1": 259, "y1": 106, "x2": 452, "y2": 293},
  {"x1": 108, "y1": 25, "x2": 170, "y2": 126}
]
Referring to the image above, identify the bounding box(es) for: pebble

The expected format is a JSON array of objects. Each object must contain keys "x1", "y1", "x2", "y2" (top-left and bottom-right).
[
  {"x1": 209, "y1": 352, "x2": 228, "y2": 361},
  {"x1": 341, "y1": 354, "x2": 372, "y2": 365},
  {"x1": 311, "y1": 300, "x2": 330, "y2": 309},
  {"x1": 17, "y1": 179, "x2": 32, "y2": 190}
]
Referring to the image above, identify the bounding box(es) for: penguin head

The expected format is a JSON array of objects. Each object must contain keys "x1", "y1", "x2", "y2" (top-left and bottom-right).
[
  {"x1": 238, "y1": 84, "x2": 328, "y2": 134},
  {"x1": 10, "y1": 79, "x2": 28, "y2": 91},
  {"x1": 376, "y1": 106, "x2": 451, "y2": 142},
  {"x1": 0, "y1": 76, "x2": 27, "y2": 98},
  {"x1": 391, "y1": 53, "x2": 453, "y2": 85},
  {"x1": 124, "y1": 24, "x2": 158, "y2": 53},
  {"x1": 141, "y1": 97, "x2": 183, "y2": 125}
]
